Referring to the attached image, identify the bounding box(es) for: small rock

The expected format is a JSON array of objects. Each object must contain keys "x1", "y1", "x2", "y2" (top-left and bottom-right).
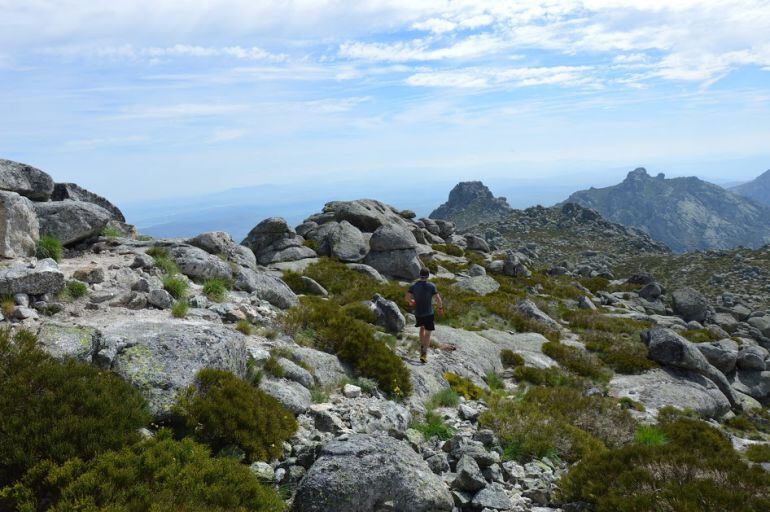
[
  {"x1": 249, "y1": 461, "x2": 275, "y2": 481},
  {"x1": 452, "y1": 455, "x2": 487, "y2": 492},
  {"x1": 147, "y1": 289, "x2": 174, "y2": 309},
  {"x1": 343, "y1": 383, "x2": 362, "y2": 398}
]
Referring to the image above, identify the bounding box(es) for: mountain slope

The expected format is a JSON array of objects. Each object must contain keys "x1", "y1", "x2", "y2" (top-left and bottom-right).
[
  {"x1": 564, "y1": 168, "x2": 770, "y2": 252},
  {"x1": 429, "y1": 181, "x2": 513, "y2": 230},
  {"x1": 731, "y1": 169, "x2": 770, "y2": 206}
]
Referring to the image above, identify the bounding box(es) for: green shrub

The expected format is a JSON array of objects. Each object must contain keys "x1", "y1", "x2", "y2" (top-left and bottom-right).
[
  {"x1": 203, "y1": 277, "x2": 230, "y2": 302},
  {"x1": 579, "y1": 276, "x2": 610, "y2": 294},
  {"x1": 36, "y1": 235, "x2": 63, "y2": 262},
  {"x1": 542, "y1": 341, "x2": 612, "y2": 382},
  {"x1": 65, "y1": 279, "x2": 88, "y2": 299},
  {"x1": 558, "y1": 418, "x2": 770, "y2": 511},
  {"x1": 485, "y1": 370, "x2": 505, "y2": 391},
  {"x1": 0, "y1": 329, "x2": 149, "y2": 487},
  {"x1": 500, "y1": 349, "x2": 525, "y2": 368},
  {"x1": 171, "y1": 300, "x2": 189, "y2": 318},
  {"x1": 724, "y1": 409, "x2": 770, "y2": 434},
  {"x1": 283, "y1": 296, "x2": 411, "y2": 397},
  {"x1": 236, "y1": 319, "x2": 254, "y2": 335},
  {"x1": 634, "y1": 425, "x2": 669, "y2": 446},
  {"x1": 619, "y1": 397, "x2": 645, "y2": 412},
  {"x1": 746, "y1": 444, "x2": 770, "y2": 463},
  {"x1": 303, "y1": 239, "x2": 319, "y2": 251},
  {"x1": 431, "y1": 244, "x2": 465, "y2": 257},
  {"x1": 3, "y1": 430, "x2": 284, "y2": 512},
  {"x1": 100, "y1": 225, "x2": 121, "y2": 238},
  {"x1": 412, "y1": 411, "x2": 454, "y2": 440},
  {"x1": 263, "y1": 356, "x2": 285, "y2": 378},
  {"x1": 163, "y1": 275, "x2": 188, "y2": 299},
  {"x1": 341, "y1": 301, "x2": 377, "y2": 323},
  {"x1": 681, "y1": 328, "x2": 720, "y2": 343},
  {"x1": 427, "y1": 388, "x2": 461, "y2": 409},
  {"x1": 480, "y1": 387, "x2": 636, "y2": 463},
  {"x1": 1, "y1": 296, "x2": 16, "y2": 319},
  {"x1": 282, "y1": 271, "x2": 311, "y2": 294},
  {"x1": 563, "y1": 310, "x2": 651, "y2": 334},
  {"x1": 512, "y1": 365, "x2": 584, "y2": 388},
  {"x1": 146, "y1": 245, "x2": 169, "y2": 259},
  {"x1": 173, "y1": 369, "x2": 297, "y2": 462},
  {"x1": 444, "y1": 372, "x2": 483, "y2": 400},
  {"x1": 582, "y1": 331, "x2": 656, "y2": 374}
]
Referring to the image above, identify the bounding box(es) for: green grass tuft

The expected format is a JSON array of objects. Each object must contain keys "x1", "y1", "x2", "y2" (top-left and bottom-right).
[
  {"x1": 202, "y1": 277, "x2": 230, "y2": 302},
  {"x1": 163, "y1": 276, "x2": 188, "y2": 300},
  {"x1": 36, "y1": 235, "x2": 63, "y2": 262}
]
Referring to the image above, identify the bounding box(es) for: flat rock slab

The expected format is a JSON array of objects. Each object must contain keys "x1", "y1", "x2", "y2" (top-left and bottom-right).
[{"x1": 610, "y1": 367, "x2": 731, "y2": 420}]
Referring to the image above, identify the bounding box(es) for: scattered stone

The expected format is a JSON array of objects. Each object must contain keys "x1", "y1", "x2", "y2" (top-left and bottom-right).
[
  {"x1": 73, "y1": 265, "x2": 105, "y2": 284},
  {"x1": 0, "y1": 259, "x2": 65, "y2": 296},
  {"x1": 452, "y1": 454, "x2": 487, "y2": 492},
  {"x1": 147, "y1": 289, "x2": 174, "y2": 309}
]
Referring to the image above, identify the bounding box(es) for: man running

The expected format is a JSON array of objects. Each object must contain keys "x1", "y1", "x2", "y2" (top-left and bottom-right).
[{"x1": 405, "y1": 268, "x2": 444, "y2": 364}]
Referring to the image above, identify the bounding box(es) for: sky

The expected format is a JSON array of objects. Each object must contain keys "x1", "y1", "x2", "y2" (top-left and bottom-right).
[{"x1": 1, "y1": 0, "x2": 770, "y2": 207}]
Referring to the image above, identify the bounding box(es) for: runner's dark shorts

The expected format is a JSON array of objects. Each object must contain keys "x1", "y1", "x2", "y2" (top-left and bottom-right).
[{"x1": 415, "y1": 314, "x2": 435, "y2": 331}]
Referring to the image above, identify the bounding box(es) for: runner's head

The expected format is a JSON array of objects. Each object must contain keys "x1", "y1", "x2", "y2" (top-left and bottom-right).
[{"x1": 419, "y1": 267, "x2": 430, "y2": 280}]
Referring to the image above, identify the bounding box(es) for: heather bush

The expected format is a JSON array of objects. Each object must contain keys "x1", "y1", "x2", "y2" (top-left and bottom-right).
[
  {"x1": 542, "y1": 341, "x2": 612, "y2": 382},
  {"x1": 173, "y1": 369, "x2": 297, "y2": 462},
  {"x1": 3, "y1": 431, "x2": 284, "y2": 512},
  {"x1": 500, "y1": 349, "x2": 524, "y2": 368},
  {"x1": 444, "y1": 372, "x2": 483, "y2": 400},
  {"x1": 0, "y1": 329, "x2": 149, "y2": 487}
]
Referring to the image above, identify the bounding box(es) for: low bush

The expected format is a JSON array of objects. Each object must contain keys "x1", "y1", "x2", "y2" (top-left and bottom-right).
[
  {"x1": 146, "y1": 245, "x2": 169, "y2": 259},
  {"x1": 303, "y1": 238, "x2": 319, "y2": 251},
  {"x1": 0, "y1": 329, "x2": 149, "y2": 488},
  {"x1": 581, "y1": 331, "x2": 656, "y2": 374},
  {"x1": 563, "y1": 310, "x2": 651, "y2": 334},
  {"x1": 412, "y1": 411, "x2": 454, "y2": 440},
  {"x1": 427, "y1": 388, "x2": 461, "y2": 409},
  {"x1": 444, "y1": 372, "x2": 483, "y2": 400},
  {"x1": 724, "y1": 409, "x2": 770, "y2": 434},
  {"x1": 558, "y1": 418, "x2": 770, "y2": 511},
  {"x1": 163, "y1": 275, "x2": 188, "y2": 299},
  {"x1": 500, "y1": 349, "x2": 525, "y2": 368},
  {"x1": 2, "y1": 430, "x2": 284, "y2": 512},
  {"x1": 542, "y1": 341, "x2": 612, "y2": 382},
  {"x1": 100, "y1": 225, "x2": 121, "y2": 238},
  {"x1": 171, "y1": 300, "x2": 189, "y2": 318},
  {"x1": 173, "y1": 369, "x2": 297, "y2": 463},
  {"x1": 512, "y1": 365, "x2": 584, "y2": 388},
  {"x1": 480, "y1": 387, "x2": 636, "y2": 463},
  {"x1": 296, "y1": 258, "x2": 405, "y2": 306},
  {"x1": 202, "y1": 277, "x2": 230, "y2": 302},
  {"x1": 1, "y1": 296, "x2": 16, "y2": 319},
  {"x1": 579, "y1": 276, "x2": 610, "y2": 294},
  {"x1": 35, "y1": 235, "x2": 63, "y2": 262},
  {"x1": 263, "y1": 356, "x2": 285, "y2": 378},
  {"x1": 431, "y1": 244, "x2": 465, "y2": 257},
  {"x1": 236, "y1": 319, "x2": 254, "y2": 335},
  {"x1": 65, "y1": 279, "x2": 88, "y2": 299},
  {"x1": 283, "y1": 296, "x2": 411, "y2": 397},
  {"x1": 634, "y1": 424, "x2": 669, "y2": 446},
  {"x1": 681, "y1": 328, "x2": 720, "y2": 343},
  {"x1": 341, "y1": 301, "x2": 377, "y2": 323},
  {"x1": 746, "y1": 443, "x2": 770, "y2": 463},
  {"x1": 485, "y1": 370, "x2": 505, "y2": 391}
]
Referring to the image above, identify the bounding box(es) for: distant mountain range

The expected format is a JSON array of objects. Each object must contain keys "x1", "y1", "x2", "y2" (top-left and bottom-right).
[
  {"x1": 730, "y1": 169, "x2": 770, "y2": 206},
  {"x1": 564, "y1": 168, "x2": 770, "y2": 252}
]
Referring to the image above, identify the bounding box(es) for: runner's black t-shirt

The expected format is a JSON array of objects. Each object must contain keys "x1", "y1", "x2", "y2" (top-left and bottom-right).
[{"x1": 408, "y1": 280, "x2": 437, "y2": 317}]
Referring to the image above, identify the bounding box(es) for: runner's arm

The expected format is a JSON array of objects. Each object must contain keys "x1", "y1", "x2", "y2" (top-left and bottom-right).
[{"x1": 434, "y1": 293, "x2": 444, "y2": 314}]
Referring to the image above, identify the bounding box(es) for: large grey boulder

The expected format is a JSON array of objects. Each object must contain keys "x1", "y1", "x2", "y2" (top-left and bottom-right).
[
  {"x1": 516, "y1": 299, "x2": 561, "y2": 331},
  {"x1": 259, "y1": 378, "x2": 312, "y2": 414},
  {"x1": 730, "y1": 370, "x2": 770, "y2": 403},
  {"x1": 696, "y1": 339, "x2": 739, "y2": 375},
  {"x1": 371, "y1": 294, "x2": 406, "y2": 333},
  {"x1": 369, "y1": 224, "x2": 417, "y2": 252},
  {"x1": 747, "y1": 316, "x2": 770, "y2": 337},
  {"x1": 52, "y1": 182, "x2": 125, "y2": 222},
  {"x1": 642, "y1": 327, "x2": 737, "y2": 408},
  {"x1": 242, "y1": 217, "x2": 316, "y2": 265},
  {"x1": 96, "y1": 321, "x2": 249, "y2": 419},
  {"x1": 169, "y1": 245, "x2": 233, "y2": 281},
  {"x1": 0, "y1": 258, "x2": 64, "y2": 295},
  {"x1": 308, "y1": 221, "x2": 369, "y2": 262},
  {"x1": 502, "y1": 250, "x2": 531, "y2": 277},
  {"x1": 0, "y1": 191, "x2": 39, "y2": 258},
  {"x1": 464, "y1": 234, "x2": 490, "y2": 252},
  {"x1": 34, "y1": 200, "x2": 112, "y2": 245},
  {"x1": 234, "y1": 267, "x2": 298, "y2": 309},
  {"x1": 737, "y1": 345, "x2": 768, "y2": 371},
  {"x1": 365, "y1": 248, "x2": 422, "y2": 281},
  {"x1": 292, "y1": 433, "x2": 453, "y2": 512},
  {"x1": 0, "y1": 158, "x2": 54, "y2": 200},
  {"x1": 453, "y1": 275, "x2": 500, "y2": 296},
  {"x1": 671, "y1": 287, "x2": 708, "y2": 323},
  {"x1": 610, "y1": 368, "x2": 732, "y2": 420},
  {"x1": 313, "y1": 199, "x2": 411, "y2": 232},
  {"x1": 345, "y1": 263, "x2": 387, "y2": 283},
  {"x1": 189, "y1": 231, "x2": 257, "y2": 270},
  {"x1": 37, "y1": 323, "x2": 100, "y2": 363}
]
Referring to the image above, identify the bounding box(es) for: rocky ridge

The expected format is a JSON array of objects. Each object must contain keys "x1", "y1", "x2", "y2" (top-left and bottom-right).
[
  {"x1": 1, "y1": 159, "x2": 769, "y2": 511},
  {"x1": 731, "y1": 169, "x2": 770, "y2": 206},
  {"x1": 430, "y1": 181, "x2": 513, "y2": 231},
  {"x1": 565, "y1": 167, "x2": 770, "y2": 252}
]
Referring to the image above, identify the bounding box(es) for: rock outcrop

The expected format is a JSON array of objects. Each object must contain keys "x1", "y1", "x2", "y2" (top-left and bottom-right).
[
  {"x1": 242, "y1": 217, "x2": 317, "y2": 265},
  {"x1": 52, "y1": 182, "x2": 126, "y2": 222},
  {"x1": 430, "y1": 181, "x2": 512, "y2": 230},
  {"x1": 0, "y1": 158, "x2": 55, "y2": 201},
  {"x1": 34, "y1": 200, "x2": 113, "y2": 246},
  {"x1": 0, "y1": 191, "x2": 39, "y2": 258}
]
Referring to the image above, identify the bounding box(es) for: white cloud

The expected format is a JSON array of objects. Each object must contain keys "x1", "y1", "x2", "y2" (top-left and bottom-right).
[
  {"x1": 209, "y1": 128, "x2": 247, "y2": 143},
  {"x1": 339, "y1": 33, "x2": 510, "y2": 62},
  {"x1": 118, "y1": 103, "x2": 248, "y2": 119},
  {"x1": 412, "y1": 18, "x2": 457, "y2": 34},
  {"x1": 407, "y1": 65, "x2": 598, "y2": 89},
  {"x1": 302, "y1": 96, "x2": 370, "y2": 113},
  {"x1": 64, "y1": 135, "x2": 148, "y2": 149},
  {"x1": 41, "y1": 44, "x2": 285, "y2": 62}
]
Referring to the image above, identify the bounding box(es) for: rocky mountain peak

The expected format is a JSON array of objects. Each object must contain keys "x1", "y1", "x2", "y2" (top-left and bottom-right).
[
  {"x1": 430, "y1": 181, "x2": 512, "y2": 231},
  {"x1": 731, "y1": 168, "x2": 770, "y2": 207}
]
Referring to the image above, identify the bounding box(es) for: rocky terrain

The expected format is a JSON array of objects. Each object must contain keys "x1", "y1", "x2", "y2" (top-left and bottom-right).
[
  {"x1": 732, "y1": 169, "x2": 770, "y2": 206},
  {"x1": 430, "y1": 181, "x2": 514, "y2": 231},
  {"x1": 1, "y1": 158, "x2": 769, "y2": 511},
  {"x1": 565, "y1": 167, "x2": 770, "y2": 252}
]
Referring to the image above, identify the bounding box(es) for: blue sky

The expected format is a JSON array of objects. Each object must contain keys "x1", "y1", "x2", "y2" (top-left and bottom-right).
[{"x1": 1, "y1": 0, "x2": 770, "y2": 206}]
